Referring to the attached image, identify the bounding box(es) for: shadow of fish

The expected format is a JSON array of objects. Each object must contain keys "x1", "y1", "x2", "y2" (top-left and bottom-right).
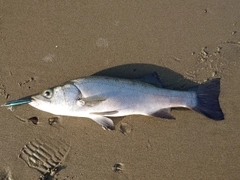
[{"x1": 4, "y1": 73, "x2": 224, "y2": 130}]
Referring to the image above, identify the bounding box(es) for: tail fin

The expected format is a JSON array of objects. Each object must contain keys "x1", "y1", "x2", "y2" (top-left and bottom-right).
[{"x1": 190, "y1": 78, "x2": 224, "y2": 120}]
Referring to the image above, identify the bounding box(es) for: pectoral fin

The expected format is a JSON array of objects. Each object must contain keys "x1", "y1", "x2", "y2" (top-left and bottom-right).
[
  {"x1": 89, "y1": 115, "x2": 115, "y2": 130},
  {"x1": 79, "y1": 96, "x2": 106, "y2": 107},
  {"x1": 151, "y1": 108, "x2": 175, "y2": 119},
  {"x1": 90, "y1": 110, "x2": 118, "y2": 115}
]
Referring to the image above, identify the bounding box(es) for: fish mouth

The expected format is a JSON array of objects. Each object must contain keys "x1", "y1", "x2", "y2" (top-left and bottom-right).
[
  {"x1": 4, "y1": 95, "x2": 33, "y2": 107},
  {"x1": 29, "y1": 96, "x2": 40, "y2": 106}
]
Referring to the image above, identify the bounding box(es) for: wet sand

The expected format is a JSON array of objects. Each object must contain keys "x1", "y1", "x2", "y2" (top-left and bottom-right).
[{"x1": 0, "y1": 1, "x2": 240, "y2": 179}]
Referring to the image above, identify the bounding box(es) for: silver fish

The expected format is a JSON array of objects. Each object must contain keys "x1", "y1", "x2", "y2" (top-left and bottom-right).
[{"x1": 4, "y1": 73, "x2": 224, "y2": 130}]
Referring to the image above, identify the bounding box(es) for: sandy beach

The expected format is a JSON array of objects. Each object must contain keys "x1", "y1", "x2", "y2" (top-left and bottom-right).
[{"x1": 0, "y1": 1, "x2": 240, "y2": 179}]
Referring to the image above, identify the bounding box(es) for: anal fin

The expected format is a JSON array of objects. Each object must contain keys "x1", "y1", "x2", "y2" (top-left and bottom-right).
[{"x1": 151, "y1": 108, "x2": 175, "y2": 119}]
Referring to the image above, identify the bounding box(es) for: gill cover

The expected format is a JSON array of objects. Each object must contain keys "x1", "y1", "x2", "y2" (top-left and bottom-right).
[{"x1": 61, "y1": 83, "x2": 82, "y2": 105}]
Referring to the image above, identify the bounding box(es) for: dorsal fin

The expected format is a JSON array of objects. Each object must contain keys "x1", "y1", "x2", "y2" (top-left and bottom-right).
[{"x1": 135, "y1": 72, "x2": 163, "y2": 88}]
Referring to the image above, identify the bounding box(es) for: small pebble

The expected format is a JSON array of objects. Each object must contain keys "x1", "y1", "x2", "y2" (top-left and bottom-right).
[
  {"x1": 48, "y1": 117, "x2": 59, "y2": 125},
  {"x1": 119, "y1": 122, "x2": 132, "y2": 135}
]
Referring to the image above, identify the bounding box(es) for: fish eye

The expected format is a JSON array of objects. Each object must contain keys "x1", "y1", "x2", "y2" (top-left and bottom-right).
[{"x1": 42, "y1": 89, "x2": 53, "y2": 99}]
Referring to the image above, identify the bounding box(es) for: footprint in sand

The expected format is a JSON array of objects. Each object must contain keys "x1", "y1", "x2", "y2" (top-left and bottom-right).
[
  {"x1": 19, "y1": 138, "x2": 70, "y2": 179},
  {"x1": 96, "y1": 38, "x2": 109, "y2": 48},
  {"x1": 0, "y1": 167, "x2": 13, "y2": 180}
]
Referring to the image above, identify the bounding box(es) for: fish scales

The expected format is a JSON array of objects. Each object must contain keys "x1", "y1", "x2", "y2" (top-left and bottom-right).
[{"x1": 72, "y1": 77, "x2": 196, "y2": 116}]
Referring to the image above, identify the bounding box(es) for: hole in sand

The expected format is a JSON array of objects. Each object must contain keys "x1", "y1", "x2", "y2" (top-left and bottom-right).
[
  {"x1": 28, "y1": 116, "x2": 38, "y2": 125},
  {"x1": 112, "y1": 163, "x2": 124, "y2": 172}
]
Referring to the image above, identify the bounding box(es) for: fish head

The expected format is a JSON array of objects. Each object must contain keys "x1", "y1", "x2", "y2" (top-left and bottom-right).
[{"x1": 29, "y1": 83, "x2": 82, "y2": 115}]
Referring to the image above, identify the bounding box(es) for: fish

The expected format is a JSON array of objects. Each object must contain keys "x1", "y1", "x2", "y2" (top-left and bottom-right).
[{"x1": 4, "y1": 73, "x2": 224, "y2": 130}]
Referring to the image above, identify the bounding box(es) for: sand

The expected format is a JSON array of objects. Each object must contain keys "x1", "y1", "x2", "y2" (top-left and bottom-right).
[{"x1": 0, "y1": 0, "x2": 240, "y2": 179}]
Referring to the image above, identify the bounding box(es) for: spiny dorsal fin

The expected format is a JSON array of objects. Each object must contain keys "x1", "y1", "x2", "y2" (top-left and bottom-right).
[{"x1": 135, "y1": 72, "x2": 163, "y2": 88}]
